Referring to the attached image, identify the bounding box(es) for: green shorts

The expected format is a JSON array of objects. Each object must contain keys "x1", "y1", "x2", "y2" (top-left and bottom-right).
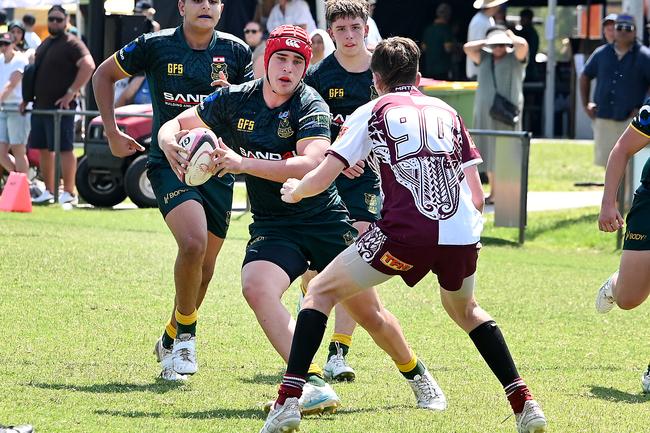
[
  {"x1": 623, "y1": 189, "x2": 650, "y2": 251},
  {"x1": 335, "y1": 172, "x2": 381, "y2": 223},
  {"x1": 243, "y1": 207, "x2": 357, "y2": 282},
  {"x1": 146, "y1": 160, "x2": 234, "y2": 238}
]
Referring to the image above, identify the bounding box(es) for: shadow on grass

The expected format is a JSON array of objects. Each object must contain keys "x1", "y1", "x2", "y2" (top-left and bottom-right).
[
  {"x1": 239, "y1": 372, "x2": 284, "y2": 385},
  {"x1": 589, "y1": 385, "x2": 650, "y2": 404},
  {"x1": 28, "y1": 380, "x2": 185, "y2": 394},
  {"x1": 95, "y1": 404, "x2": 406, "y2": 420},
  {"x1": 480, "y1": 236, "x2": 520, "y2": 247},
  {"x1": 524, "y1": 212, "x2": 598, "y2": 241}
]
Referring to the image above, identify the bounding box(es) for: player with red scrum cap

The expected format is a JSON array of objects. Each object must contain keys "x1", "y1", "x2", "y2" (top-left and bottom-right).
[{"x1": 158, "y1": 25, "x2": 445, "y2": 417}]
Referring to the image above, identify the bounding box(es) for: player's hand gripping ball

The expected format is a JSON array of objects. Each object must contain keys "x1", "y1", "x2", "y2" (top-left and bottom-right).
[{"x1": 178, "y1": 128, "x2": 218, "y2": 186}]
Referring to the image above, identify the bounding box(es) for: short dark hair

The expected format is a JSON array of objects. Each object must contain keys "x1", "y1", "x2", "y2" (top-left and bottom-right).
[
  {"x1": 48, "y1": 5, "x2": 68, "y2": 16},
  {"x1": 370, "y1": 37, "x2": 420, "y2": 89},
  {"x1": 325, "y1": 0, "x2": 369, "y2": 27},
  {"x1": 22, "y1": 14, "x2": 36, "y2": 26},
  {"x1": 520, "y1": 8, "x2": 533, "y2": 20}
]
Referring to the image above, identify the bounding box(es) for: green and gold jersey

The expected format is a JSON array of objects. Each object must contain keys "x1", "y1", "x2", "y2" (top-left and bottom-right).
[
  {"x1": 196, "y1": 79, "x2": 341, "y2": 223},
  {"x1": 304, "y1": 53, "x2": 379, "y2": 191},
  {"x1": 114, "y1": 25, "x2": 253, "y2": 163}
]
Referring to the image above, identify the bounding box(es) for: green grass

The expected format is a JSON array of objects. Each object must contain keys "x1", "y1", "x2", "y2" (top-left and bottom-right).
[
  {"x1": 528, "y1": 139, "x2": 605, "y2": 192},
  {"x1": 1, "y1": 203, "x2": 647, "y2": 433}
]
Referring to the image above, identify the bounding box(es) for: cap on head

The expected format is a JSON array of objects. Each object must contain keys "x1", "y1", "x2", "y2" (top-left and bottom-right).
[
  {"x1": 0, "y1": 32, "x2": 14, "y2": 44},
  {"x1": 602, "y1": 13, "x2": 617, "y2": 25},
  {"x1": 264, "y1": 25, "x2": 312, "y2": 78},
  {"x1": 616, "y1": 14, "x2": 635, "y2": 27}
]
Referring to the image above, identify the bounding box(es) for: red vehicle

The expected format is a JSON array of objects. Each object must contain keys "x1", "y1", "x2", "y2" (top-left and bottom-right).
[{"x1": 77, "y1": 104, "x2": 156, "y2": 208}]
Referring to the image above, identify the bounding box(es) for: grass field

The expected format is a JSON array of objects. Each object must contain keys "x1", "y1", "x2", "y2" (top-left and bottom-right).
[{"x1": 1, "y1": 140, "x2": 648, "y2": 433}]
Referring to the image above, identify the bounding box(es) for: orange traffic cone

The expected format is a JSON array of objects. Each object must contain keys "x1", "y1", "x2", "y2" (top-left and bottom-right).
[{"x1": 0, "y1": 172, "x2": 32, "y2": 213}]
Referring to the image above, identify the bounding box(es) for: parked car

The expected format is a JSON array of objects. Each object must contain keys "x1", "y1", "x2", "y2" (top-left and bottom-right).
[{"x1": 76, "y1": 104, "x2": 156, "y2": 208}]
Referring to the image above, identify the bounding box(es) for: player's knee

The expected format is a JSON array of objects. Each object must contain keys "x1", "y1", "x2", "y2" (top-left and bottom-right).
[
  {"x1": 177, "y1": 235, "x2": 207, "y2": 260},
  {"x1": 241, "y1": 279, "x2": 274, "y2": 310},
  {"x1": 353, "y1": 307, "x2": 385, "y2": 334}
]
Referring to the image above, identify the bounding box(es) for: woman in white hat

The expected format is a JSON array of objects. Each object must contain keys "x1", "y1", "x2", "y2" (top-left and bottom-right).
[{"x1": 464, "y1": 25, "x2": 528, "y2": 204}]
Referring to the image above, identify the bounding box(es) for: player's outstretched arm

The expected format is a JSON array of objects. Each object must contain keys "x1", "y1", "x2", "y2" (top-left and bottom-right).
[
  {"x1": 281, "y1": 154, "x2": 346, "y2": 203},
  {"x1": 93, "y1": 56, "x2": 144, "y2": 157},
  {"x1": 599, "y1": 126, "x2": 649, "y2": 232}
]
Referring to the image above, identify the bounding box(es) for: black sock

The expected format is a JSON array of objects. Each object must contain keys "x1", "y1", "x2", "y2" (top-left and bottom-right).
[
  {"x1": 286, "y1": 308, "x2": 328, "y2": 377},
  {"x1": 468, "y1": 320, "x2": 519, "y2": 387},
  {"x1": 328, "y1": 341, "x2": 349, "y2": 360}
]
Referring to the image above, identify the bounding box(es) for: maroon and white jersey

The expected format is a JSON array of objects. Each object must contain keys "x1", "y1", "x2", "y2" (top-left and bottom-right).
[{"x1": 327, "y1": 85, "x2": 483, "y2": 246}]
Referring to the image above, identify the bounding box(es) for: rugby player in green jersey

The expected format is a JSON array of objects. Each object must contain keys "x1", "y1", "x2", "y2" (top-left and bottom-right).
[
  {"x1": 301, "y1": 0, "x2": 380, "y2": 382},
  {"x1": 157, "y1": 24, "x2": 445, "y2": 417},
  {"x1": 92, "y1": 0, "x2": 253, "y2": 381}
]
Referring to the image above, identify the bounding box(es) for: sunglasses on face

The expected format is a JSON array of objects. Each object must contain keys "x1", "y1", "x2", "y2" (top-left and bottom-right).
[
  {"x1": 48, "y1": 16, "x2": 65, "y2": 23},
  {"x1": 0, "y1": 41, "x2": 10, "y2": 46},
  {"x1": 615, "y1": 24, "x2": 634, "y2": 32},
  {"x1": 244, "y1": 29, "x2": 260, "y2": 34}
]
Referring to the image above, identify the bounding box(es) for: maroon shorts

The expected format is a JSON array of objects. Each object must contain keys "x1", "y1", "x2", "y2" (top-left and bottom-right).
[{"x1": 355, "y1": 224, "x2": 480, "y2": 290}]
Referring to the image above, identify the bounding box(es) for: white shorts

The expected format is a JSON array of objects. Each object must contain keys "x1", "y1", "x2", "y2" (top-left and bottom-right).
[
  {"x1": 593, "y1": 117, "x2": 629, "y2": 167},
  {"x1": 0, "y1": 105, "x2": 30, "y2": 146}
]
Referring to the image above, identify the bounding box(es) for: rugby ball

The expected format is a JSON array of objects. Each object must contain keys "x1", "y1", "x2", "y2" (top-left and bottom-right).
[{"x1": 178, "y1": 127, "x2": 218, "y2": 186}]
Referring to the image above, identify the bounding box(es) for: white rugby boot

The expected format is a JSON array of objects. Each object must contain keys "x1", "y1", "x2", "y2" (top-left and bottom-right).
[
  {"x1": 154, "y1": 337, "x2": 187, "y2": 381},
  {"x1": 262, "y1": 382, "x2": 341, "y2": 416},
  {"x1": 595, "y1": 275, "x2": 616, "y2": 314},
  {"x1": 407, "y1": 370, "x2": 447, "y2": 411},
  {"x1": 323, "y1": 342, "x2": 356, "y2": 382},
  {"x1": 642, "y1": 365, "x2": 650, "y2": 393},
  {"x1": 259, "y1": 397, "x2": 301, "y2": 433},
  {"x1": 515, "y1": 400, "x2": 547, "y2": 433},
  {"x1": 172, "y1": 333, "x2": 197, "y2": 375}
]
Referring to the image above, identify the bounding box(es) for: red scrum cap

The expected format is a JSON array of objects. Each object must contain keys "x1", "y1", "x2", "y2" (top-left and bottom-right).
[{"x1": 264, "y1": 25, "x2": 312, "y2": 78}]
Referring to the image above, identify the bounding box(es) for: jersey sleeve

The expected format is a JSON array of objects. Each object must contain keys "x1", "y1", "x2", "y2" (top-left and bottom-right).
[
  {"x1": 458, "y1": 114, "x2": 482, "y2": 168},
  {"x1": 327, "y1": 103, "x2": 373, "y2": 168},
  {"x1": 196, "y1": 87, "x2": 230, "y2": 130},
  {"x1": 235, "y1": 43, "x2": 254, "y2": 84},
  {"x1": 114, "y1": 35, "x2": 148, "y2": 77},
  {"x1": 631, "y1": 98, "x2": 650, "y2": 138},
  {"x1": 296, "y1": 97, "x2": 331, "y2": 143}
]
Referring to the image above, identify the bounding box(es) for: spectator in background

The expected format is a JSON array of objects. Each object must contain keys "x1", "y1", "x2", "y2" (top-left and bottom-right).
[
  {"x1": 22, "y1": 14, "x2": 41, "y2": 50},
  {"x1": 309, "y1": 28, "x2": 334, "y2": 65},
  {"x1": 602, "y1": 13, "x2": 617, "y2": 44},
  {"x1": 580, "y1": 14, "x2": 650, "y2": 167},
  {"x1": 0, "y1": 32, "x2": 30, "y2": 176},
  {"x1": 24, "y1": 5, "x2": 95, "y2": 205},
  {"x1": 251, "y1": 39, "x2": 266, "y2": 78},
  {"x1": 464, "y1": 26, "x2": 528, "y2": 204},
  {"x1": 267, "y1": 0, "x2": 316, "y2": 34},
  {"x1": 217, "y1": 0, "x2": 257, "y2": 40},
  {"x1": 421, "y1": 2, "x2": 454, "y2": 80},
  {"x1": 115, "y1": 74, "x2": 150, "y2": 107},
  {"x1": 514, "y1": 8, "x2": 539, "y2": 81},
  {"x1": 255, "y1": 0, "x2": 276, "y2": 32},
  {"x1": 9, "y1": 22, "x2": 28, "y2": 52},
  {"x1": 365, "y1": 0, "x2": 382, "y2": 49},
  {"x1": 0, "y1": 9, "x2": 7, "y2": 33},
  {"x1": 243, "y1": 21, "x2": 264, "y2": 49},
  {"x1": 135, "y1": 1, "x2": 160, "y2": 33},
  {"x1": 466, "y1": 0, "x2": 507, "y2": 80}
]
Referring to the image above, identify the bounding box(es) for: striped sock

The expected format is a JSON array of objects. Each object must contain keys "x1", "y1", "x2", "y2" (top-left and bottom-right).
[
  {"x1": 175, "y1": 308, "x2": 197, "y2": 337},
  {"x1": 277, "y1": 374, "x2": 306, "y2": 406},
  {"x1": 505, "y1": 377, "x2": 533, "y2": 413},
  {"x1": 162, "y1": 320, "x2": 176, "y2": 349},
  {"x1": 396, "y1": 356, "x2": 425, "y2": 380}
]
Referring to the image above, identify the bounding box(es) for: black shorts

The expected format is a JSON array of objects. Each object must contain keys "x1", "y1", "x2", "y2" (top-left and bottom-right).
[
  {"x1": 29, "y1": 112, "x2": 75, "y2": 152},
  {"x1": 147, "y1": 160, "x2": 234, "y2": 238},
  {"x1": 335, "y1": 172, "x2": 381, "y2": 223},
  {"x1": 243, "y1": 209, "x2": 357, "y2": 282},
  {"x1": 623, "y1": 190, "x2": 650, "y2": 251}
]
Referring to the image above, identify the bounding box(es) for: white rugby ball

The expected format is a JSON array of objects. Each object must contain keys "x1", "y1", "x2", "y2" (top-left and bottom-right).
[{"x1": 178, "y1": 127, "x2": 218, "y2": 186}]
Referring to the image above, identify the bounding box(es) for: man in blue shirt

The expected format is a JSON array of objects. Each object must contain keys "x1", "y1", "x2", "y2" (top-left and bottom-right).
[{"x1": 580, "y1": 14, "x2": 650, "y2": 167}]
